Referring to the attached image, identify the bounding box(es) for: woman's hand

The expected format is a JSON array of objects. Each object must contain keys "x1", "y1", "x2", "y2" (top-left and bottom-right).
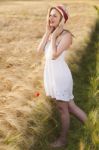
[
  {"x1": 52, "y1": 25, "x2": 63, "y2": 38},
  {"x1": 52, "y1": 18, "x2": 64, "y2": 38},
  {"x1": 46, "y1": 15, "x2": 54, "y2": 35}
]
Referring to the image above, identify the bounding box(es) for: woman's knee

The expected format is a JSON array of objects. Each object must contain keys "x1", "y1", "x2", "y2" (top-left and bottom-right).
[
  {"x1": 68, "y1": 100, "x2": 79, "y2": 113},
  {"x1": 56, "y1": 101, "x2": 69, "y2": 114},
  {"x1": 68, "y1": 100, "x2": 76, "y2": 108}
]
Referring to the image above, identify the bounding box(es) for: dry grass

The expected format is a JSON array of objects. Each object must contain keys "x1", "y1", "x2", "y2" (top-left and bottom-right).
[{"x1": 0, "y1": 0, "x2": 98, "y2": 149}]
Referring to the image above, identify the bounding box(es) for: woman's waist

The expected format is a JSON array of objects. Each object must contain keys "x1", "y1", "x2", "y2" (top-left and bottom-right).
[
  {"x1": 45, "y1": 58, "x2": 66, "y2": 64},
  {"x1": 45, "y1": 58, "x2": 69, "y2": 67},
  {"x1": 45, "y1": 55, "x2": 66, "y2": 61}
]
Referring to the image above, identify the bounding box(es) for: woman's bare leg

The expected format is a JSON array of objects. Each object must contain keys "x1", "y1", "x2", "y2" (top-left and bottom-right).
[
  {"x1": 50, "y1": 100, "x2": 70, "y2": 147},
  {"x1": 68, "y1": 100, "x2": 87, "y2": 123}
]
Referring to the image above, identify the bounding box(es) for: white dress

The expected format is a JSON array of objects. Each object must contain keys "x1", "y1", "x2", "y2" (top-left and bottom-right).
[{"x1": 43, "y1": 40, "x2": 74, "y2": 101}]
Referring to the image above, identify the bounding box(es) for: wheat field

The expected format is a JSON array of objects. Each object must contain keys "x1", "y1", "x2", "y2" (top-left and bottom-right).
[{"x1": 0, "y1": 0, "x2": 99, "y2": 150}]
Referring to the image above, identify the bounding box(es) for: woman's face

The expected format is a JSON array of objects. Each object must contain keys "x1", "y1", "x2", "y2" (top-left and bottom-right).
[{"x1": 49, "y1": 8, "x2": 62, "y2": 28}]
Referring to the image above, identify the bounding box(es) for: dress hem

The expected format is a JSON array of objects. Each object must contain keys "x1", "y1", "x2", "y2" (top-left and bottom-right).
[{"x1": 46, "y1": 94, "x2": 74, "y2": 102}]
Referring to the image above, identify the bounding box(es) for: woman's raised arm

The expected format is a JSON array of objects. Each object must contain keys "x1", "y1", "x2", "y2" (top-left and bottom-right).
[{"x1": 37, "y1": 32, "x2": 50, "y2": 55}]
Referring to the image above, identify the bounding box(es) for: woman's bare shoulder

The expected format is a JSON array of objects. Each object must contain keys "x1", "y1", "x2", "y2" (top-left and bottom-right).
[
  {"x1": 63, "y1": 29, "x2": 75, "y2": 38},
  {"x1": 57, "y1": 29, "x2": 72, "y2": 42},
  {"x1": 56, "y1": 30, "x2": 72, "y2": 48}
]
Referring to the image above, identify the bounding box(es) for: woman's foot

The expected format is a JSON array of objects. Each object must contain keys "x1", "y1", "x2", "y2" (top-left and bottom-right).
[{"x1": 49, "y1": 137, "x2": 67, "y2": 148}]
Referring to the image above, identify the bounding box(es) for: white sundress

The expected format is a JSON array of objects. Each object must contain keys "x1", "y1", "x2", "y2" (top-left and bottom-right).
[{"x1": 43, "y1": 40, "x2": 74, "y2": 101}]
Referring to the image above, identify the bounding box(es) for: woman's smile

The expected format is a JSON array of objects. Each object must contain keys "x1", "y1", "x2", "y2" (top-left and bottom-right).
[{"x1": 50, "y1": 20, "x2": 55, "y2": 24}]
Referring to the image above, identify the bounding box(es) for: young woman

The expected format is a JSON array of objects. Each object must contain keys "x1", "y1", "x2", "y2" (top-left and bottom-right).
[{"x1": 37, "y1": 5, "x2": 87, "y2": 148}]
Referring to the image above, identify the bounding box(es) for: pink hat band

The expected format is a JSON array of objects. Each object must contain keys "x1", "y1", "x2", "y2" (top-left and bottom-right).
[{"x1": 56, "y1": 6, "x2": 68, "y2": 23}]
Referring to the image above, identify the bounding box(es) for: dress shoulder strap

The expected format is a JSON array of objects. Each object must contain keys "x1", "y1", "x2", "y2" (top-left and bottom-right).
[{"x1": 63, "y1": 29, "x2": 75, "y2": 38}]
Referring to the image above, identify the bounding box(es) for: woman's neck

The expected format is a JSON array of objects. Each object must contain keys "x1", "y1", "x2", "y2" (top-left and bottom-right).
[{"x1": 48, "y1": 28, "x2": 65, "y2": 42}]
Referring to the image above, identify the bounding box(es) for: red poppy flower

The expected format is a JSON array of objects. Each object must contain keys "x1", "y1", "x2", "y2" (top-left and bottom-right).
[{"x1": 34, "y1": 92, "x2": 40, "y2": 97}]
